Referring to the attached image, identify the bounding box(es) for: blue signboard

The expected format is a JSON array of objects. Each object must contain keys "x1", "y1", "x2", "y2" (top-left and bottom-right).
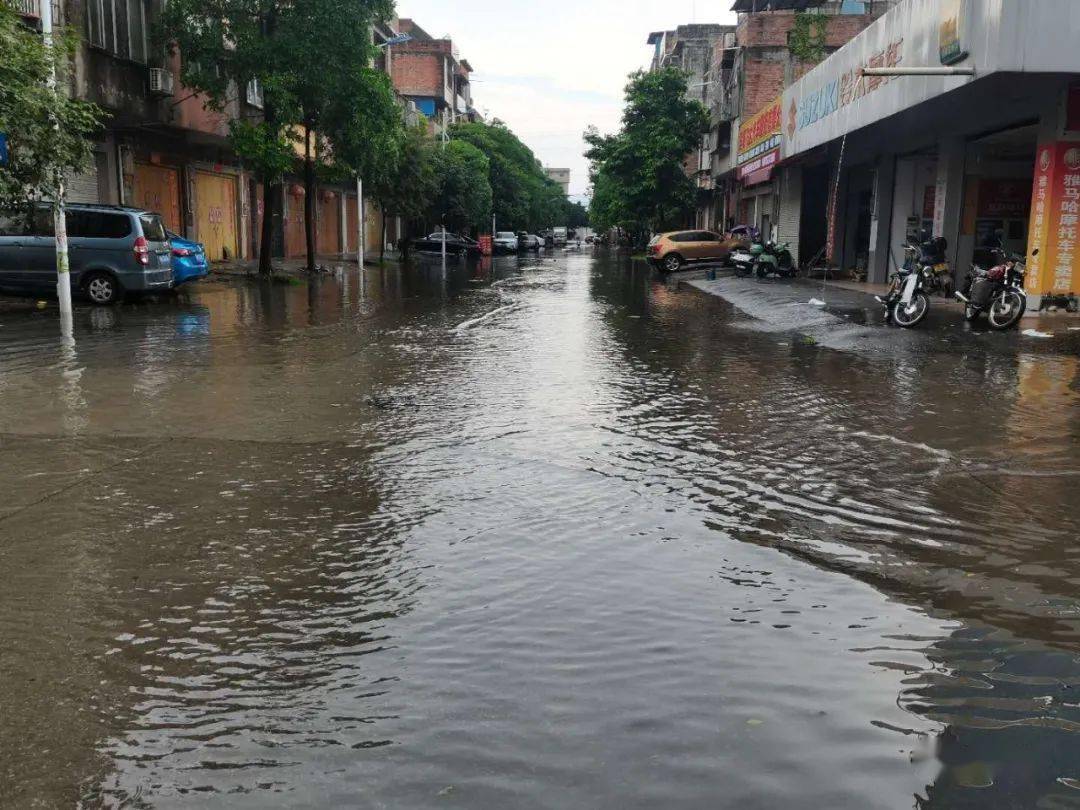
[{"x1": 0, "y1": 133, "x2": 8, "y2": 167}]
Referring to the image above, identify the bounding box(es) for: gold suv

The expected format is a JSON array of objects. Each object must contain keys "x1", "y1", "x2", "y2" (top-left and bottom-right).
[{"x1": 647, "y1": 230, "x2": 744, "y2": 273}]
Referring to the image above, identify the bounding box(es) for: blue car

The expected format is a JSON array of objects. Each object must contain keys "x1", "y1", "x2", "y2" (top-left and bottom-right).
[{"x1": 166, "y1": 230, "x2": 209, "y2": 286}]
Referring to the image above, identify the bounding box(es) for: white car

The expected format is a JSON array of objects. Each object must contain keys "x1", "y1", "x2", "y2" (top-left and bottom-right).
[
  {"x1": 494, "y1": 231, "x2": 519, "y2": 253},
  {"x1": 519, "y1": 233, "x2": 544, "y2": 251}
]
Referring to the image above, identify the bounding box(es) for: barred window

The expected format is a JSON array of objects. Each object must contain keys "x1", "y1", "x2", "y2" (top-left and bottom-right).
[{"x1": 87, "y1": 0, "x2": 148, "y2": 63}]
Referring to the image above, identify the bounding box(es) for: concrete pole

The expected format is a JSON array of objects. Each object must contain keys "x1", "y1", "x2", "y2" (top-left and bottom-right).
[
  {"x1": 356, "y1": 175, "x2": 364, "y2": 269},
  {"x1": 40, "y1": 0, "x2": 73, "y2": 327}
]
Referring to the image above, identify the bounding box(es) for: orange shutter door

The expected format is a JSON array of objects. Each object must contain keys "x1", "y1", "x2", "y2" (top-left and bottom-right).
[
  {"x1": 317, "y1": 191, "x2": 340, "y2": 255},
  {"x1": 193, "y1": 171, "x2": 239, "y2": 261},
  {"x1": 345, "y1": 195, "x2": 359, "y2": 253},
  {"x1": 133, "y1": 163, "x2": 182, "y2": 233}
]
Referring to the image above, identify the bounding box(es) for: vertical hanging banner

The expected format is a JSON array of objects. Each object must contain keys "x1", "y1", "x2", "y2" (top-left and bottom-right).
[
  {"x1": 1027, "y1": 142, "x2": 1080, "y2": 295},
  {"x1": 0, "y1": 133, "x2": 8, "y2": 167}
]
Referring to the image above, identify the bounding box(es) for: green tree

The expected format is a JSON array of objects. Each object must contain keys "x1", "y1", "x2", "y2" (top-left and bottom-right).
[
  {"x1": 319, "y1": 65, "x2": 404, "y2": 265},
  {"x1": 450, "y1": 120, "x2": 560, "y2": 232},
  {"x1": 365, "y1": 124, "x2": 437, "y2": 260},
  {"x1": 566, "y1": 200, "x2": 590, "y2": 229},
  {"x1": 160, "y1": 0, "x2": 393, "y2": 273},
  {"x1": 0, "y1": 4, "x2": 103, "y2": 215},
  {"x1": 428, "y1": 140, "x2": 491, "y2": 234},
  {"x1": 585, "y1": 68, "x2": 708, "y2": 241}
]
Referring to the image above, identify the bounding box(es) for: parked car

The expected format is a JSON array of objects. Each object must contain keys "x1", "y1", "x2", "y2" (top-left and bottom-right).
[
  {"x1": 493, "y1": 231, "x2": 519, "y2": 254},
  {"x1": 647, "y1": 230, "x2": 742, "y2": 273},
  {"x1": 0, "y1": 203, "x2": 173, "y2": 304},
  {"x1": 412, "y1": 232, "x2": 481, "y2": 255},
  {"x1": 518, "y1": 233, "x2": 543, "y2": 251},
  {"x1": 166, "y1": 230, "x2": 209, "y2": 286}
]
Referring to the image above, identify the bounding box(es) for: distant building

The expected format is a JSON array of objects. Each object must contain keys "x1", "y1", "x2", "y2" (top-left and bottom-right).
[
  {"x1": 545, "y1": 168, "x2": 571, "y2": 196},
  {"x1": 391, "y1": 19, "x2": 481, "y2": 140}
]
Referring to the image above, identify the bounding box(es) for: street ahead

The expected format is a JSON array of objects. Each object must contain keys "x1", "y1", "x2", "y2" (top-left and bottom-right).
[{"x1": 3, "y1": 253, "x2": 1080, "y2": 809}]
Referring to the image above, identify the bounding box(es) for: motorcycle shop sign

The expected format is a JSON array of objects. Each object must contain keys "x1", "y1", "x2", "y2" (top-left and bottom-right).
[
  {"x1": 1026, "y1": 143, "x2": 1080, "y2": 295},
  {"x1": 737, "y1": 99, "x2": 782, "y2": 184}
]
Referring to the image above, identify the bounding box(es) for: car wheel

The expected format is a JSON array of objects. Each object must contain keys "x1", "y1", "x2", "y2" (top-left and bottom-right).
[
  {"x1": 84, "y1": 271, "x2": 120, "y2": 306},
  {"x1": 662, "y1": 254, "x2": 683, "y2": 273}
]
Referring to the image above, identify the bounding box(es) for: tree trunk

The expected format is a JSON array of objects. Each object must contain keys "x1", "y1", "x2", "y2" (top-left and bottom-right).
[
  {"x1": 303, "y1": 121, "x2": 316, "y2": 274},
  {"x1": 257, "y1": 8, "x2": 278, "y2": 276},
  {"x1": 380, "y1": 213, "x2": 386, "y2": 263}
]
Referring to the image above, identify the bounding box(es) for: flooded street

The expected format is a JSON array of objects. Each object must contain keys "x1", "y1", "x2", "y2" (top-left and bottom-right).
[{"x1": 4, "y1": 250, "x2": 1080, "y2": 808}]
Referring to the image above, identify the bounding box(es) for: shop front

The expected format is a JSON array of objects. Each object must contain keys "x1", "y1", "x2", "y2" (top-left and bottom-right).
[
  {"x1": 777, "y1": 0, "x2": 1080, "y2": 306},
  {"x1": 734, "y1": 98, "x2": 782, "y2": 240}
]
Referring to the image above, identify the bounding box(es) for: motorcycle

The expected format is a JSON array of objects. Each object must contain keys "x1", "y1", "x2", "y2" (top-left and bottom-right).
[
  {"x1": 877, "y1": 261, "x2": 933, "y2": 328},
  {"x1": 904, "y1": 238, "x2": 953, "y2": 298},
  {"x1": 753, "y1": 242, "x2": 796, "y2": 279},
  {"x1": 731, "y1": 240, "x2": 794, "y2": 278},
  {"x1": 956, "y1": 248, "x2": 1034, "y2": 330}
]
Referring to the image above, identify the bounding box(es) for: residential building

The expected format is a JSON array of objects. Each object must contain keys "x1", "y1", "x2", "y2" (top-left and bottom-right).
[
  {"x1": 700, "y1": 0, "x2": 897, "y2": 244},
  {"x1": 391, "y1": 19, "x2": 481, "y2": 142},
  {"x1": 647, "y1": 24, "x2": 735, "y2": 210},
  {"x1": 9, "y1": 0, "x2": 419, "y2": 263},
  {"x1": 545, "y1": 168, "x2": 571, "y2": 196}
]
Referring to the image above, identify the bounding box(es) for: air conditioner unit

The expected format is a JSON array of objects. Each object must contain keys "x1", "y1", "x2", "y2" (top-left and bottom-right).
[{"x1": 149, "y1": 68, "x2": 175, "y2": 97}]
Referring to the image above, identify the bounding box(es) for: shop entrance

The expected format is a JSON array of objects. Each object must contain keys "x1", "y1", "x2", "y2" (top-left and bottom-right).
[
  {"x1": 958, "y1": 123, "x2": 1038, "y2": 277},
  {"x1": 799, "y1": 161, "x2": 830, "y2": 269}
]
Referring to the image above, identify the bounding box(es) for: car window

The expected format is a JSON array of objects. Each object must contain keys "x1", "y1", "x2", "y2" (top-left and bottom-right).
[
  {"x1": 138, "y1": 214, "x2": 164, "y2": 241},
  {"x1": 670, "y1": 232, "x2": 694, "y2": 243}
]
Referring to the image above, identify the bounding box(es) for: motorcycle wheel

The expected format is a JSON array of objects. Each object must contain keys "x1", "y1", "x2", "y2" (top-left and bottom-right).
[
  {"x1": 988, "y1": 291, "x2": 1026, "y2": 331},
  {"x1": 964, "y1": 304, "x2": 980, "y2": 323},
  {"x1": 755, "y1": 263, "x2": 769, "y2": 279},
  {"x1": 893, "y1": 292, "x2": 930, "y2": 328},
  {"x1": 734, "y1": 264, "x2": 748, "y2": 278}
]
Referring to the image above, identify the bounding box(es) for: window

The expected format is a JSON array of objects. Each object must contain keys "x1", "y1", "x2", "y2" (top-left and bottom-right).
[
  {"x1": 87, "y1": 0, "x2": 148, "y2": 63},
  {"x1": 246, "y1": 79, "x2": 264, "y2": 109},
  {"x1": 67, "y1": 211, "x2": 132, "y2": 238},
  {"x1": 670, "y1": 232, "x2": 696, "y2": 243},
  {"x1": 139, "y1": 214, "x2": 166, "y2": 241}
]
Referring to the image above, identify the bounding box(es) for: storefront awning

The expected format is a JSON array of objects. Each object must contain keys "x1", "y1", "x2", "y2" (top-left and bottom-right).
[{"x1": 741, "y1": 165, "x2": 775, "y2": 187}]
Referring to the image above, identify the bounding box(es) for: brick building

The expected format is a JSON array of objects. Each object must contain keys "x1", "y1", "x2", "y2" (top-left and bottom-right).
[
  {"x1": 699, "y1": 0, "x2": 898, "y2": 239},
  {"x1": 647, "y1": 25, "x2": 736, "y2": 195},
  {"x1": 392, "y1": 19, "x2": 481, "y2": 141}
]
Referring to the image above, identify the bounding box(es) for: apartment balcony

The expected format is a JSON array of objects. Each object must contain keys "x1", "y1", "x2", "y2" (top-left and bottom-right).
[{"x1": 455, "y1": 94, "x2": 469, "y2": 115}]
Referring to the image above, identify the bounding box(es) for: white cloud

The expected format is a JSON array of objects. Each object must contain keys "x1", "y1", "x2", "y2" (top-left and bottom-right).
[{"x1": 398, "y1": 0, "x2": 736, "y2": 195}]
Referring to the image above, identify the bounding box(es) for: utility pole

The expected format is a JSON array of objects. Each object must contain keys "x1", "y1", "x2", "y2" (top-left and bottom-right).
[
  {"x1": 357, "y1": 175, "x2": 364, "y2": 269},
  {"x1": 40, "y1": 0, "x2": 73, "y2": 327}
]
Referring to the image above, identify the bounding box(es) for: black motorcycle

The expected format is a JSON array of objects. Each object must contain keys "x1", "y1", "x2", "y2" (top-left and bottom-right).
[
  {"x1": 877, "y1": 262, "x2": 933, "y2": 328},
  {"x1": 904, "y1": 238, "x2": 952, "y2": 298},
  {"x1": 956, "y1": 248, "x2": 1034, "y2": 330}
]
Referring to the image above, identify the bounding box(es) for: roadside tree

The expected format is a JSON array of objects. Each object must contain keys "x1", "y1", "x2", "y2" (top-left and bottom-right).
[{"x1": 585, "y1": 68, "x2": 707, "y2": 243}]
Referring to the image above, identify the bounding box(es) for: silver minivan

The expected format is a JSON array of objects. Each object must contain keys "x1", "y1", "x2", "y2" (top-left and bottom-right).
[{"x1": 0, "y1": 203, "x2": 173, "y2": 304}]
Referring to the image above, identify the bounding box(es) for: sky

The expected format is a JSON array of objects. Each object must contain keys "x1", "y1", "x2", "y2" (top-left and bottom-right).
[{"x1": 398, "y1": 0, "x2": 737, "y2": 199}]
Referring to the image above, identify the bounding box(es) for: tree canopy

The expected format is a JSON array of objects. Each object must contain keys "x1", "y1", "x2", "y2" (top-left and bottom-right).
[
  {"x1": 427, "y1": 140, "x2": 491, "y2": 233},
  {"x1": 0, "y1": 4, "x2": 103, "y2": 212},
  {"x1": 450, "y1": 120, "x2": 567, "y2": 232},
  {"x1": 585, "y1": 68, "x2": 708, "y2": 237}
]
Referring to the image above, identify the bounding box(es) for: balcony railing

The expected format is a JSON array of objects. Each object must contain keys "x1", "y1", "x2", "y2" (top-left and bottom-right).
[{"x1": 12, "y1": 0, "x2": 39, "y2": 17}]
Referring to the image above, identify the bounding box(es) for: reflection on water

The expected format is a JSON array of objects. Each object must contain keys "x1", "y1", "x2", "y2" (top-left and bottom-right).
[{"x1": 2, "y1": 253, "x2": 1080, "y2": 808}]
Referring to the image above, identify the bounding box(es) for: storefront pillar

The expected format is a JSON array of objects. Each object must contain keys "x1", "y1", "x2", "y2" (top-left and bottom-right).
[
  {"x1": 868, "y1": 155, "x2": 896, "y2": 284},
  {"x1": 933, "y1": 136, "x2": 966, "y2": 269}
]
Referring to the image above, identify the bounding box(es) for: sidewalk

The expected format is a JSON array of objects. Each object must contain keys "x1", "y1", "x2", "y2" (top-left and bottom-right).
[
  {"x1": 680, "y1": 271, "x2": 1080, "y2": 355},
  {"x1": 212, "y1": 253, "x2": 400, "y2": 278}
]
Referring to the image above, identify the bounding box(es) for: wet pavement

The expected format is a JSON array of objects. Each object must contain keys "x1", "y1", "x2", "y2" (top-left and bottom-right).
[{"x1": 2, "y1": 250, "x2": 1080, "y2": 808}]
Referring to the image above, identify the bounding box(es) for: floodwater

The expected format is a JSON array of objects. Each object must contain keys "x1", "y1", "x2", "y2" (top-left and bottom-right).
[{"x1": 2, "y1": 251, "x2": 1080, "y2": 809}]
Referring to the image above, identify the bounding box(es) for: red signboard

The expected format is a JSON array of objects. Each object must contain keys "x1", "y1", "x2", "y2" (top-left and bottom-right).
[
  {"x1": 478, "y1": 235, "x2": 493, "y2": 256},
  {"x1": 738, "y1": 148, "x2": 780, "y2": 186},
  {"x1": 1026, "y1": 142, "x2": 1080, "y2": 294},
  {"x1": 976, "y1": 178, "x2": 1031, "y2": 219}
]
